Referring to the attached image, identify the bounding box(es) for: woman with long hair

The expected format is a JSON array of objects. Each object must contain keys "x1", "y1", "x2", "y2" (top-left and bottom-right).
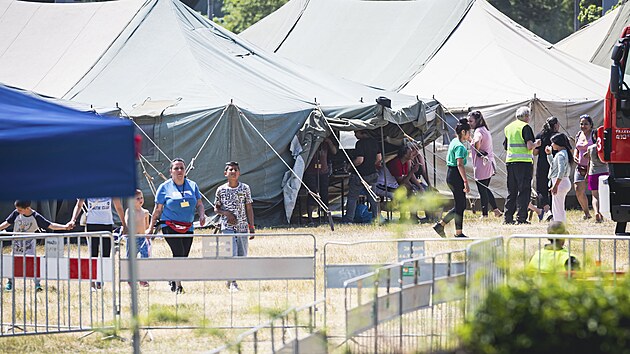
[
  {"x1": 433, "y1": 118, "x2": 471, "y2": 238},
  {"x1": 585, "y1": 130, "x2": 609, "y2": 223},
  {"x1": 546, "y1": 133, "x2": 572, "y2": 223},
  {"x1": 574, "y1": 114, "x2": 594, "y2": 219},
  {"x1": 532, "y1": 116, "x2": 560, "y2": 219},
  {"x1": 467, "y1": 111, "x2": 502, "y2": 218}
]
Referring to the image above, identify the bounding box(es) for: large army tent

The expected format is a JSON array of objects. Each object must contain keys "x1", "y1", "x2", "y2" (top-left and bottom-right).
[
  {"x1": 242, "y1": 0, "x2": 609, "y2": 198},
  {"x1": 555, "y1": 2, "x2": 630, "y2": 68},
  {"x1": 0, "y1": 0, "x2": 442, "y2": 223}
]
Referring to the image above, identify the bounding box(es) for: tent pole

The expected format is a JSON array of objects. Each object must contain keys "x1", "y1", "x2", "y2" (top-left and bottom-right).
[
  {"x1": 420, "y1": 130, "x2": 427, "y2": 182},
  {"x1": 380, "y1": 126, "x2": 386, "y2": 224},
  {"x1": 127, "y1": 197, "x2": 140, "y2": 354},
  {"x1": 433, "y1": 140, "x2": 437, "y2": 187}
]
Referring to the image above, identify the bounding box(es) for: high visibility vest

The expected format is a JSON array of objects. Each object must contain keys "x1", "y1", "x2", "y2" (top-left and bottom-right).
[
  {"x1": 526, "y1": 248, "x2": 571, "y2": 273},
  {"x1": 504, "y1": 120, "x2": 533, "y2": 163}
]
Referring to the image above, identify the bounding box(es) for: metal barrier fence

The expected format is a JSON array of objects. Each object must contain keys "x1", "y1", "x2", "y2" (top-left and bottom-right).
[
  {"x1": 506, "y1": 234, "x2": 630, "y2": 279},
  {"x1": 342, "y1": 248, "x2": 468, "y2": 353},
  {"x1": 323, "y1": 238, "x2": 481, "y2": 324},
  {"x1": 465, "y1": 236, "x2": 504, "y2": 318},
  {"x1": 0, "y1": 232, "x2": 116, "y2": 336},
  {"x1": 117, "y1": 233, "x2": 317, "y2": 332},
  {"x1": 208, "y1": 299, "x2": 326, "y2": 354}
]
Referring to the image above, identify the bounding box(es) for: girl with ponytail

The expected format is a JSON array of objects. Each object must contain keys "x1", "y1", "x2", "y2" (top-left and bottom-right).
[
  {"x1": 433, "y1": 118, "x2": 471, "y2": 238},
  {"x1": 545, "y1": 133, "x2": 572, "y2": 223}
]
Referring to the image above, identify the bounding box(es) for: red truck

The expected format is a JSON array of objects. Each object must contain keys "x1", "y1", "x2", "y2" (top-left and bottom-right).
[{"x1": 598, "y1": 25, "x2": 630, "y2": 228}]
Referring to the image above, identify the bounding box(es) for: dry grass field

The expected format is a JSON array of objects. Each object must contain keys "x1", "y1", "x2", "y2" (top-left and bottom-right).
[{"x1": 0, "y1": 210, "x2": 624, "y2": 353}]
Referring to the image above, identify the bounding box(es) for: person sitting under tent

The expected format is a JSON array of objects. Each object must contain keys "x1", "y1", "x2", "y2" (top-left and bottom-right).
[
  {"x1": 527, "y1": 221, "x2": 580, "y2": 273},
  {"x1": 409, "y1": 142, "x2": 432, "y2": 192},
  {"x1": 303, "y1": 136, "x2": 337, "y2": 223},
  {"x1": 387, "y1": 144, "x2": 426, "y2": 221},
  {"x1": 375, "y1": 163, "x2": 399, "y2": 200},
  {"x1": 342, "y1": 130, "x2": 381, "y2": 223}
]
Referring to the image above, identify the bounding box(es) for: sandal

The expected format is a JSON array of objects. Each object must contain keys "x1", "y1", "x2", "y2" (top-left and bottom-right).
[{"x1": 595, "y1": 214, "x2": 603, "y2": 223}]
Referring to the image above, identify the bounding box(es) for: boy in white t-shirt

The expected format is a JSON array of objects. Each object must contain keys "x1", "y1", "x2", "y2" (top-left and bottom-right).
[
  {"x1": 0, "y1": 200, "x2": 72, "y2": 292},
  {"x1": 214, "y1": 161, "x2": 255, "y2": 291},
  {"x1": 123, "y1": 189, "x2": 151, "y2": 287}
]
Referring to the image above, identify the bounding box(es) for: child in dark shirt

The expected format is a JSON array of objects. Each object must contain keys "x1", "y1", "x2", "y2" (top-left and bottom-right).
[{"x1": 0, "y1": 200, "x2": 72, "y2": 291}]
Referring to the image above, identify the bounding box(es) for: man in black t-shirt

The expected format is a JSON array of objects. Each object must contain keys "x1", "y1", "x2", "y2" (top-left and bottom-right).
[{"x1": 342, "y1": 130, "x2": 382, "y2": 223}]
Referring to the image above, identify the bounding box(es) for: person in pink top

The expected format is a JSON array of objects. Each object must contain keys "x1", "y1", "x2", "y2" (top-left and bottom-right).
[
  {"x1": 467, "y1": 111, "x2": 502, "y2": 218},
  {"x1": 573, "y1": 114, "x2": 594, "y2": 220}
]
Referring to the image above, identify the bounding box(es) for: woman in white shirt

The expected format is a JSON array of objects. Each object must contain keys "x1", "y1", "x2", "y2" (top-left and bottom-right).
[
  {"x1": 70, "y1": 197, "x2": 126, "y2": 289},
  {"x1": 545, "y1": 133, "x2": 572, "y2": 223}
]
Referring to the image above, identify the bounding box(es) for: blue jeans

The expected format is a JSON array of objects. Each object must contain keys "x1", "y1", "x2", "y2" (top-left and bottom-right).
[
  {"x1": 126, "y1": 236, "x2": 150, "y2": 258},
  {"x1": 343, "y1": 172, "x2": 379, "y2": 222},
  {"x1": 222, "y1": 229, "x2": 248, "y2": 257}
]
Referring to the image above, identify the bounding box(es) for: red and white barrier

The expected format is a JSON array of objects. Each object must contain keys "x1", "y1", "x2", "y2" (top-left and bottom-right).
[{"x1": 1, "y1": 255, "x2": 113, "y2": 282}]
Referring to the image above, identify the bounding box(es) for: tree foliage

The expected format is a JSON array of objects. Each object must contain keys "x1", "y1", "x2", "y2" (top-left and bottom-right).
[
  {"x1": 578, "y1": 0, "x2": 603, "y2": 24},
  {"x1": 218, "y1": 0, "x2": 287, "y2": 34},
  {"x1": 489, "y1": 0, "x2": 574, "y2": 43}
]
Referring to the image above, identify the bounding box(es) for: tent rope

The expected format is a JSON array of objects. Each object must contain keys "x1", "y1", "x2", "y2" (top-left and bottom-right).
[
  {"x1": 233, "y1": 105, "x2": 330, "y2": 213},
  {"x1": 187, "y1": 105, "x2": 229, "y2": 174},
  {"x1": 118, "y1": 106, "x2": 215, "y2": 207},
  {"x1": 139, "y1": 154, "x2": 168, "y2": 182},
  {"x1": 537, "y1": 98, "x2": 573, "y2": 138},
  {"x1": 129, "y1": 118, "x2": 173, "y2": 164},
  {"x1": 138, "y1": 155, "x2": 158, "y2": 197}
]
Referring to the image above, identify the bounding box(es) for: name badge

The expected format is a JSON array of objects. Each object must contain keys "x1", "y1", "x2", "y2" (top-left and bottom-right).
[{"x1": 180, "y1": 201, "x2": 190, "y2": 208}]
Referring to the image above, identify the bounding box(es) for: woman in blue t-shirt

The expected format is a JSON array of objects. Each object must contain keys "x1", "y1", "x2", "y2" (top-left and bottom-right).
[
  {"x1": 433, "y1": 118, "x2": 471, "y2": 238},
  {"x1": 147, "y1": 158, "x2": 206, "y2": 294}
]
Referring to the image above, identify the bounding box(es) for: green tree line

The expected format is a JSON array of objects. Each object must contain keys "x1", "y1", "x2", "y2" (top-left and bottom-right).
[{"x1": 214, "y1": 0, "x2": 623, "y2": 43}]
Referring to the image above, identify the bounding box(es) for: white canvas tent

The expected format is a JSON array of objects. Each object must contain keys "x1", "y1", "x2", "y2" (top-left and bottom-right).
[
  {"x1": 242, "y1": 0, "x2": 609, "y2": 199},
  {"x1": 0, "y1": 0, "x2": 443, "y2": 224},
  {"x1": 556, "y1": 2, "x2": 630, "y2": 68}
]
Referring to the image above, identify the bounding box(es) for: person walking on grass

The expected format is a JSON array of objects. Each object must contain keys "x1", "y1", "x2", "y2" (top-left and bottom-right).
[
  {"x1": 584, "y1": 130, "x2": 608, "y2": 223},
  {"x1": 0, "y1": 200, "x2": 72, "y2": 292},
  {"x1": 433, "y1": 119, "x2": 471, "y2": 238},
  {"x1": 573, "y1": 114, "x2": 594, "y2": 220},
  {"x1": 467, "y1": 110, "x2": 502, "y2": 219},
  {"x1": 546, "y1": 133, "x2": 572, "y2": 223},
  {"x1": 123, "y1": 189, "x2": 151, "y2": 287},
  {"x1": 70, "y1": 196, "x2": 126, "y2": 290},
  {"x1": 147, "y1": 158, "x2": 206, "y2": 295},
  {"x1": 214, "y1": 161, "x2": 255, "y2": 292}
]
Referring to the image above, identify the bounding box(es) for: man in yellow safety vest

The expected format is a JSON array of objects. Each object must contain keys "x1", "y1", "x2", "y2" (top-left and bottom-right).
[
  {"x1": 503, "y1": 106, "x2": 541, "y2": 224},
  {"x1": 527, "y1": 222, "x2": 580, "y2": 273}
]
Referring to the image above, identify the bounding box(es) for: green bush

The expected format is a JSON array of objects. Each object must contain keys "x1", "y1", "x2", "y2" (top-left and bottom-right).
[{"x1": 458, "y1": 274, "x2": 630, "y2": 354}]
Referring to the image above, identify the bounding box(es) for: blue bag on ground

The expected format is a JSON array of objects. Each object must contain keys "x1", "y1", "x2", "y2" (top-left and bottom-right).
[{"x1": 354, "y1": 204, "x2": 373, "y2": 223}]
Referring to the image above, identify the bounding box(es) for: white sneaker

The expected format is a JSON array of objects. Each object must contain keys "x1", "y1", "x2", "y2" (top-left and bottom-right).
[{"x1": 229, "y1": 281, "x2": 240, "y2": 292}]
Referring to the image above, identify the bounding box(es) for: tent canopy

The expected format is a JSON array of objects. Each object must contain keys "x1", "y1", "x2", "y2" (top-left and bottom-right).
[
  {"x1": 242, "y1": 0, "x2": 609, "y2": 198},
  {"x1": 556, "y1": 2, "x2": 630, "y2": 68},
  {"x1": 0, "y1": 0, "x2": 148, "y2": 98},
  {"x1": 242, "y1": 0, "x2": 474, "y2": 92},
  {"x1": 0, "y1": 84, "x2": 136, "y2": 201},
  {"x1": 0, "y1": 0, "x2": 443, "y2": 223}
]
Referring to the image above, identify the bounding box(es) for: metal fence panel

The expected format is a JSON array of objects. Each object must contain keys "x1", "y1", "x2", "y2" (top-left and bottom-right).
[{"x1": 0, "y1": 232, "x2": 117, "y2": 337}]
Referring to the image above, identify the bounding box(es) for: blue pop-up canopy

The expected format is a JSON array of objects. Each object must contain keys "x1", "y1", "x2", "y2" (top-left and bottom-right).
[{"x1": 0, "y1": 84, "x2": 136, "y2": 201}]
